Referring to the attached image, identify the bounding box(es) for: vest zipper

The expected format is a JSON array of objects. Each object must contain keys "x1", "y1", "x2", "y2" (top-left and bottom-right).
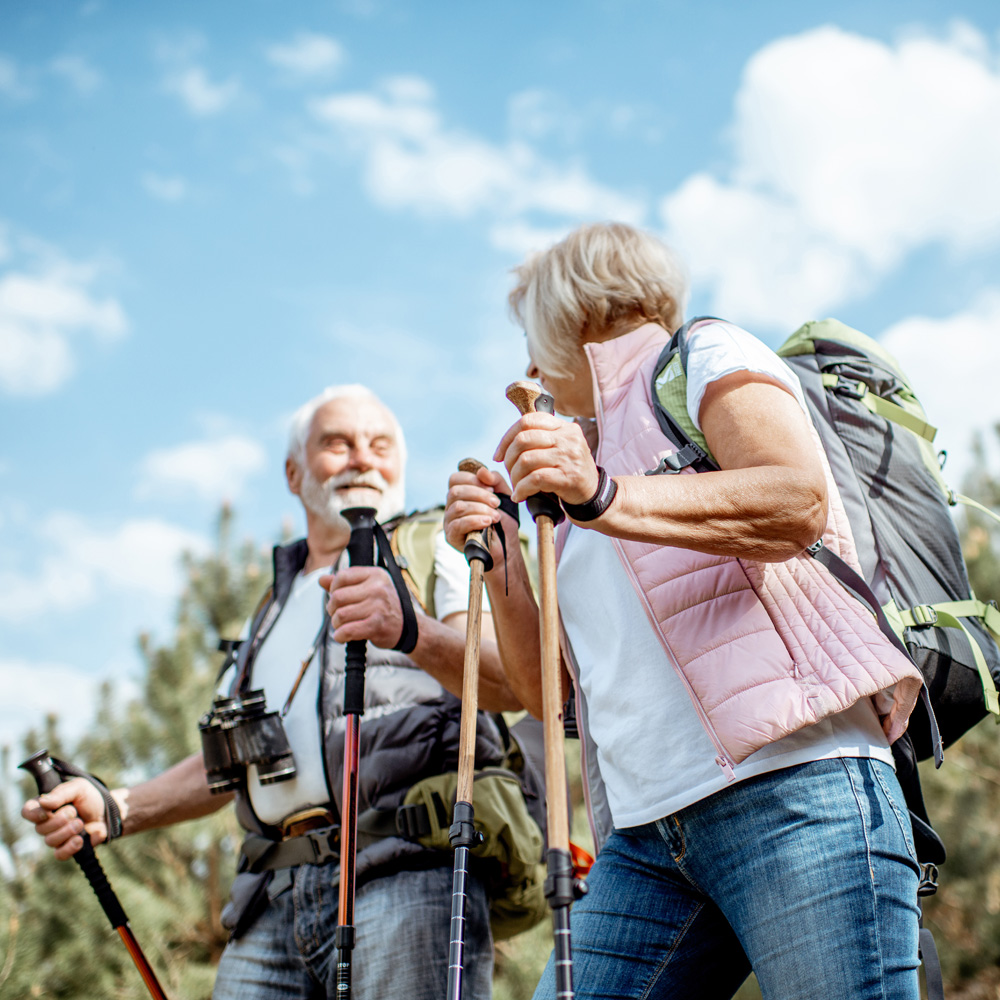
[{"x1": 584, "y1": 344, "x2": 737, "y2": 782}]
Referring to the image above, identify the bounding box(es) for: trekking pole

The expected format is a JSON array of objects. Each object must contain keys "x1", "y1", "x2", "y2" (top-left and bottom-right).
[
  {"x1": 19, "y1": 750, "x2": 170, "y2": 1000},
  {"x1": 506, "y1": 381, "x2": 577, "y2": 1000},
  {"x1": 447, "y1": 457, "x2": 493, "y2": 1000},
  {"x1": 335, "y1": 505, "x2": 378, "y2": 1000}
]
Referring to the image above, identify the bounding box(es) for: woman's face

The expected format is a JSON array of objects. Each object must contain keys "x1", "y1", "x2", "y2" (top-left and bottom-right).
[{"x1": 525, "y1": 344, "x2": 596, "y2": 418}]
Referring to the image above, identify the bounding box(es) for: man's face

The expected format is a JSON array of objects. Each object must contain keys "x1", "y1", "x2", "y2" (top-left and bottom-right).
[{"x1": 291, "y1": 396, "x2": 405, "y2": 526}]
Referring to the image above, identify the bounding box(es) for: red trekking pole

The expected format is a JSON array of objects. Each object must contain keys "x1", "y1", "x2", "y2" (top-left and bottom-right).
[
  {"x1": 335, "y1": 505, "x2": 378, "y2": 999},
  {"x1": 19, "y1": 750, "x2": 170, "y2": 1000}
]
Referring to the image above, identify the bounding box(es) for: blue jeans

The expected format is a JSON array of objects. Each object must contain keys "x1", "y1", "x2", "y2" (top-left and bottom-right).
[
  {"x1": 214, "y1": 864, "x2": 493, "y2": 1000},
  {"x1": 535, "y1": 758, "x2": 921, "y2": 1000}
]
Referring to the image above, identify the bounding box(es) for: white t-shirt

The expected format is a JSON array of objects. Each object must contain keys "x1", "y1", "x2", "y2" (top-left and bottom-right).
[
  {"x1": 558, "y1": 321, "x2": 893, "y2": 830},
  {"x1": 231, "y1": 530, "x2": 478, "y2": 826}
]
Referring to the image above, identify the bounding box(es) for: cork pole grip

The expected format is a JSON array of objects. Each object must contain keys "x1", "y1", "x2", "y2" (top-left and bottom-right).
[
  {"x1": 455, "y1": 457, "x2": 489, "y2": 804},
  {"x1": 504, "y1": 381, "x2": 571, "y2": 852}
]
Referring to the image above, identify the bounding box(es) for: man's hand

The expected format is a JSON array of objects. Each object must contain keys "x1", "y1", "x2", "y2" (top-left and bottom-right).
[
  {"x1": 322, "y1": 566, "x2": 408, "y2": 648},
  {"x1": 22, "y1": 778, "x2": 108, "y2": 860}
]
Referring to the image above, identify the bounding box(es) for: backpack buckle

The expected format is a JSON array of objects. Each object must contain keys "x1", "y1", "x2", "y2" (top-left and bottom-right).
[
  {"x1": 918, "y1": 863, "x2": 939, "y2": 897},
  {"x1": 645, "y1": 443, "x2": 706, "y2": 476},
  {"x1": 911, "y1": 605, "x2": 939, "y2": 627},
  {"x1": 833, "y1": 375, "x2": 868, "y2": 400},
  {"x1": 395, "y1": 802, "x2": 432, "y2": 840}
]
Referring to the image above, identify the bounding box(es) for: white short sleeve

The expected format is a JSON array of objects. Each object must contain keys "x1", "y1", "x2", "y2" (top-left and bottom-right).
[
  {"x1": 432, "y1": 530, "x2": 491, "y2": 621},
  {"x1": 685, "y1": 321, "x2": 808, "y2": 431}
]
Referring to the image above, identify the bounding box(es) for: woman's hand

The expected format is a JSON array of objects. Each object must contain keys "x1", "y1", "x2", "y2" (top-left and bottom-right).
[
  {"x1": 444, "y1": 465, "x2": 515, "y2": 570},
  {"x1": 494, "y1": 413, "x2": 599, "y2": 506}
]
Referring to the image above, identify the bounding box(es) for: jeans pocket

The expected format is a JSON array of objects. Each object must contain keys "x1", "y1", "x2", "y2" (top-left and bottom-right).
[{"x1": 870, "y1": 760, "x2": 920, "y2": 868}]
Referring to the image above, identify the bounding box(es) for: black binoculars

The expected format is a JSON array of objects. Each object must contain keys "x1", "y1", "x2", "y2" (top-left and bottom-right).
[{"x1": 199, "y1": 689, "x2": 296, "y2": 793}]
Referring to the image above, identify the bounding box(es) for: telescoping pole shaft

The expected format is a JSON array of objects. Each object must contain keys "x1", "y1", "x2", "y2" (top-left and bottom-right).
[
  {"x1": 446, "y1": 458, "x2": 493, "y2": 1000},
  {"x1": 19, "y1": 750, "x2": 170, "y2": 1000},
  {"x1": 506, "y1": 381, "x2": 577, "y2": 1000},
  {"x1": 335, "y1": 506, "x2": 378, "y2": 1000}
]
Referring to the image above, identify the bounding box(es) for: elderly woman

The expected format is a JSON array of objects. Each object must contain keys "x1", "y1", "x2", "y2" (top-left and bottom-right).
[{"x1": 444, "y1": 222, "x2": 925, "y2": 1000}]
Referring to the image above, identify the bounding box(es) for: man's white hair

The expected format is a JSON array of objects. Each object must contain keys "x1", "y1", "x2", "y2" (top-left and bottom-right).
[{"x1": 286, "y1": 384, "x2": 408, "y2": 473}]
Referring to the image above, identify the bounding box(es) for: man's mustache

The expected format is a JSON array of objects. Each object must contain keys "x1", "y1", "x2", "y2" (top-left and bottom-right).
[{"x1": 325, "y1": 470, "x2": 388, "y2": 491}]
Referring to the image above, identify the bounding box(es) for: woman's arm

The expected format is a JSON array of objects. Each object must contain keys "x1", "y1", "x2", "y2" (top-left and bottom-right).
[{"x1": 497, "y1": 372, "x2": 828, "y2": 563}]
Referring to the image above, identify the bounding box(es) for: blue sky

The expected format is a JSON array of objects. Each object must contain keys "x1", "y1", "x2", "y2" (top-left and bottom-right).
[{"x1": 3, "y1": 0, "x2": 1000, "y2": 750}]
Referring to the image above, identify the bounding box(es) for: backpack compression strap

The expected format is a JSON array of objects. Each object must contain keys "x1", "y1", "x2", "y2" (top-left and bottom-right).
[
  {"x1": 825, "y1": 372, "x2": 1000, "y2": 530},
  {"x1": 887, "y1": 601, "x2": 1000, "y2": 719}
]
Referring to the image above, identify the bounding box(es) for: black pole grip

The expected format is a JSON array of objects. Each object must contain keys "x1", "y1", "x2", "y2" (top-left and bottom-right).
[
  {"x1": 20, "y1": 749, "x2": 129, "y2": 930},
  {"x1": 341, "y1": 507, "x2": 377, "y2": 718}
]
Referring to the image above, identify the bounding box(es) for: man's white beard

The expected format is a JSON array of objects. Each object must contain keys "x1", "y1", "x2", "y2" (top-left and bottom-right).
[{"x1": 299, "y1": 467, "x2": 406, "y2": 528}]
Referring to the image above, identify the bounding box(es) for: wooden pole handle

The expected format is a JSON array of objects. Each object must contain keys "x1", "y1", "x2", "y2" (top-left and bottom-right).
[
  {"x1": 506, "y1": 380, "x2": 555, "y2": 416},
  {"x1": 457, "y1": 457, "x2": 490, "y2": 556},
  {"x1": 504, "y1": 382, "x2": 570, "y2": 852},
  {"x1": 455, "y1": 457, "x2": 488, "y2": 806}
]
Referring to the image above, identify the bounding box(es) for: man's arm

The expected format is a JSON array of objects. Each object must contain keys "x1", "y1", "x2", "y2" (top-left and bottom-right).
[{"x1": 22, "y1": 752, "x2": 231, "y2": 861}]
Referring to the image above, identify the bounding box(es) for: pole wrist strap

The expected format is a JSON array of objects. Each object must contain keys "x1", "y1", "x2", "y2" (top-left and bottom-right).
[
  {"x1": 50, "y1": 757, "x2": 123, "y2": 842},
  {"x1": 561, "y1": 466, "x2": 618, "y2": 522},
  {"x1": 373, "y1": 521, "x2": 420, "y2": 655}
]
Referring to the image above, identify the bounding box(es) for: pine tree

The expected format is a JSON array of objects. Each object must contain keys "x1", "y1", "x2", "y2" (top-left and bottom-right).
[{"x1": 0, "y1": 507, "x2": 268, "y2": 999}]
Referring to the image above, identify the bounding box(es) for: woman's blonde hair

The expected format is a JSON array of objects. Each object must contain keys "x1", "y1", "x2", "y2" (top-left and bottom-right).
[{"x1": 508, "y1": 222, "x2": 689, "y2": 377}]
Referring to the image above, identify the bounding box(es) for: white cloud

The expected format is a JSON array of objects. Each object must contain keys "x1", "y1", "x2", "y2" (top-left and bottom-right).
[
  {"x1": 0, "y1": 229, "x2": 128, "y2": 396},
  {"x1": 879, "y1": 292, "x2": 1000, "y2": 489},
  {"x1": 0, "y1": 658, "x2": 101, "y2": 750},
  {"x1": 309, "y1": 75, "x2": 644, "y2": 240},
  {"x1": 49, "y1": 54, "x2": 102, "y2": 94},
  {"x1": 164, "y1": 65, "x2": 239, "y2": 116},
  {"x1": 661, "y1": 23, "x2": 1000, "y2": 328},
  {"x1": 266, "y1": 32, "x2": 344, "y2": 76},
  {"x1": 141, "y1": 172, "x2": 188, "y2": 202},
  {"x1": 136, "y1": 434, "x2": 267, "y2": 502},
  {"x1": 0, "y1": 515, "x2": 209, "y2": 622}
]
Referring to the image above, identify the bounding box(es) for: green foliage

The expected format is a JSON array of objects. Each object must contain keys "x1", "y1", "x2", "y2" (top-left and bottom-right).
[{"x1": 0, "y1": 507, "x2": 267, "y2": 999}]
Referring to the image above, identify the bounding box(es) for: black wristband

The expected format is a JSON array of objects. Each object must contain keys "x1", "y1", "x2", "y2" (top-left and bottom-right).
[{"x1": 561, "y1": 467, "x2": 618, "y2": 522}]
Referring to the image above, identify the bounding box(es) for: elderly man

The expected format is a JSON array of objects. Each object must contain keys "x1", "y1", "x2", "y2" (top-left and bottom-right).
[{"x1": 22, "y1": 384, "x2": 522, "y2": 1000}]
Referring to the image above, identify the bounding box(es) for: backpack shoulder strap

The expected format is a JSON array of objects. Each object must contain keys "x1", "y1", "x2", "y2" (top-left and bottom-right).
[
  {"x1": 649, "y1": 316, "x2": 722, "y2": 473},
  {"x1": 390, "y1": 506, "x2": 446, "y2": 617}
]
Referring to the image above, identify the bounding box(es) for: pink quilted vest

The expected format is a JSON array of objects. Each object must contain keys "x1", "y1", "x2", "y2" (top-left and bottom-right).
[{"x1": 562, "y1": 323, "x2": 923, "y2": 774}]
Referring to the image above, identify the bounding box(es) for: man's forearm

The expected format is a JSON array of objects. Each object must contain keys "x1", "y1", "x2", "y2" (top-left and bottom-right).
[
  {"x1": 410, "y1": 612, "x2": 523, "y2": 712},
  {"x1": 115, "y1": 752, "x2": 231, "y2": 836}
]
